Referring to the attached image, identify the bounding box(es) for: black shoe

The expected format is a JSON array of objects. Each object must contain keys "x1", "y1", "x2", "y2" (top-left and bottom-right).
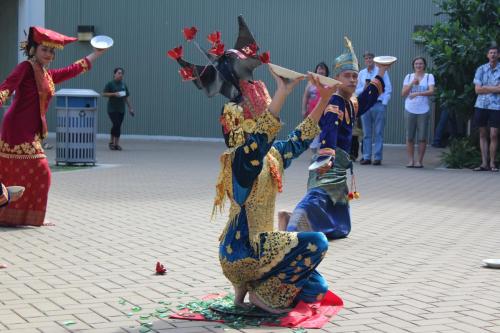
[
  {"x1": 373, "y1": 160, "x2": 382, "y2": 165},
  {"x1": 360, "y1": 159, "x2": 371, "y2": 165}
]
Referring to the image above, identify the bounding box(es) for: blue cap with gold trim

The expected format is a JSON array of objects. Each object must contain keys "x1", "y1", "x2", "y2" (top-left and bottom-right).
[{"x1": 332, "y1": 36, "x2": 359, "y2": 77}]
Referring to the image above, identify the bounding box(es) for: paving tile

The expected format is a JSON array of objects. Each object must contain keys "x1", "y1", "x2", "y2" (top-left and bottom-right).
[{"x1": 0, "y1": 140, "x2": 499, "y2": 333}]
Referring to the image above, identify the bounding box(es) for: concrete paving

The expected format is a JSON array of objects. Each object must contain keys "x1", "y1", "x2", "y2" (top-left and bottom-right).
[{"x1": 1, "y1": 137, "x2": 499, "y2": 333}]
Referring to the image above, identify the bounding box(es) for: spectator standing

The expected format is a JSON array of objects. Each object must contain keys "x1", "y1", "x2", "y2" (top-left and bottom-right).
[
  {"x1": 401, "y1": 57, "x2": 435, "y2": 168},
  {"x1": 103, "y1": 68, "x2": 134, "y2": 151},
  {"x1": 355, "y1": 52, "x2": 392, "y2": 165},
  {"x1": 472, "y1": 46, "x2": 500, "y2": 172}
]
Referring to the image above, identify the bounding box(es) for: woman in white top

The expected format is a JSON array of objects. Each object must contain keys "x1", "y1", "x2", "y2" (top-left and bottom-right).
[{"x1": 401, "y1": 57, "x2": 435, "y2": 168}]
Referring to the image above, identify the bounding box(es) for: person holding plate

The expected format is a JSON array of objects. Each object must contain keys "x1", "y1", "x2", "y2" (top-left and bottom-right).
[
  {"x1": 168, "y1": 15, "x2": 342, "y2": 314},
  {"x1": 355, "y1": 51, "x2": 392, "y2": 166},
  {"x1": 279, "y1": 37, "x2": 391, "y2": 239},
  {"x1": 0, "y1": 26, "x2": 105, "y2": 227},
  {"x1": 103, "y1": 67, "x2": 134, "y2": 150}
]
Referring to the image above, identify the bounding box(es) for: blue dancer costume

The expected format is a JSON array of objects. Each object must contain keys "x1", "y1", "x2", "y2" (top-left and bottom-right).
[
  {"x1": 169, "y1": 16, "x2": 331, "y2": 310},
  {"x1": 287, "y1": 37, "x2": 385, "y2": 239}
]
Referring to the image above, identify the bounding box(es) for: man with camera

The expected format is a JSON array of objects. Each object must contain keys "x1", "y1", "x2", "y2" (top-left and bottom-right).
[{"x1": 355, "y1": 52, "x2": 392, "y2": 165}]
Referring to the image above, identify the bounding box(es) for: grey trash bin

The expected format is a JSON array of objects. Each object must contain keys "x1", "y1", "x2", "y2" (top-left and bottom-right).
[{"x1": 55, "y1": 89, "x2": 100, "y2": 166}]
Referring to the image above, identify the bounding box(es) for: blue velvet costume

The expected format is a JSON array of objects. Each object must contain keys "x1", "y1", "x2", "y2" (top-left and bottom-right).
[
  {"x1": 216, "y1": 112, "x2": 330, "y2": 309},
  {"x1": 287, "y1": 76, "x2": 384, "y2": 239}
]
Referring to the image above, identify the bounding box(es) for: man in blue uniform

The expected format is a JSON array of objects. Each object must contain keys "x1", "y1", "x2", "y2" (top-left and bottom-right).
[{"x1": 280, "y1": 37, "x2": 391, "y2": 239}]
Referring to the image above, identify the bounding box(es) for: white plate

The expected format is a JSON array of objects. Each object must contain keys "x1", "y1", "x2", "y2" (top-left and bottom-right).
[
  {"x1": 373, "y1": 56, "x2": 397, "y2": 65},
  {"x1": 7, "y1": 186, "x2": 25, "y2": 195},
  {"x1": 482, "y1": 259, "x2": 500, "y2": 268},
  {"x1": 90, "y1": 35, "x2": 114, "y2": 50},
  {"x1": 307, "y1": 71, "x2": 342, "y2": 87},
  {"x1": 308, "y1": 156, "x2": 333, "y2": 171},
  {"x1": 268, "y1": 63, "x2": 305, "y2": 80},
  {"x1": 117, "y1": 91, "x2": 126, "y2": 97}
]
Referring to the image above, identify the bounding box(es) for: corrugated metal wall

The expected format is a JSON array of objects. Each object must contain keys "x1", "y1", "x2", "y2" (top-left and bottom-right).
[
  {"x1": 0, "y1": 0, "x2": 18, "y2": 90},
  {"x1": 44, "y1": 0, "x2": 440, "y2": 143}
]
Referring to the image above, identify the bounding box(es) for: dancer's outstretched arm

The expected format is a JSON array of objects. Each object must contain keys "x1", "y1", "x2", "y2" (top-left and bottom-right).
[
  {"x1": 272, "y1": 76, "x2": 339, "y2": 170},
  {"x1": 231, "y1": 70, "x2": 303, "y2": 193}
]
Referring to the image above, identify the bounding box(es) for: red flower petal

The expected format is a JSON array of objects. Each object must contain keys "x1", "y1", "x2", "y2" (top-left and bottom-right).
[
  {"x1": 156, "y1": 261, "x2": 167, "y2": 275},
  {"x1": 208, "y1": 42, "x2": 225, "y2": 57},
  {"x1": 179, "y1": 66, "x2": 195, "y2": 81},
  {"x1": 242, "y1": 42, "x2": 258, "y2": 56},
  {"x1": 259, "y1": 51, "x2": 270, "y2": 64},
  {"x1": 182, "y1": 26, "x2": 198, "y2": 41},
  {"x1": 207, "y1": 31, "x2": 221, "y2": 45},
  {"x1": 167, "y1": 46, "x2": 183, "y2": 60}
]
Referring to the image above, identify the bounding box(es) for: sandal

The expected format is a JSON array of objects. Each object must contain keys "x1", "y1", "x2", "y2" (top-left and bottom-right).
[
  {"x1": 406, "y1": 164, "x2": 414, "y2": 168},
  {"x1": 491, "y1": 167, "x2": 499, "y2": 172},
  {"x1": 109, "y1": 143, "x2": 115, "y2": 150},
  {"x1": 473, "y1": 166, "x2": 490, "y2": 171},
  {"x1": 115, "y1": 145, "x2": 122, "y2": 151}
]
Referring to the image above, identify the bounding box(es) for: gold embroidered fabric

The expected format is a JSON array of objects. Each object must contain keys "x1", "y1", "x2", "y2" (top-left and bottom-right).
[
  {"x1": 216, "y1": 144, "x2": 302, "y2": 304},
  {"x1": 252, "y1": 276, "x2": 301, "y2": 309},
  {"x1": 259, "y1": 231, "x2": 299, "y2": 274},
  {"x1": 254, "y1": 111, "x2": 282, "y2": 143},
  {"x1": 296, "y1": 117, "x2": 320, "y2": 141},
  {"x1": 245, "y1": 150, "x2": 281, "y2": 250},
  {"x1": 268, "y1": 147, "x2": 284, "y2": 170},
  {"x1": 74, "y1": 58, "x2": 89, "y2": 73},
  {"x1": 220, "y1": 257, "x2": 261, "y2": 286},
  {"x1": 0, "y1": 135, "x2": 45, "y2": 159},
  {"x1": 0, "y1": 89, "x2": 10, "y2": 105},
  {"x1": 41, "y1": 40, "x2": 64, "y2": 50},
  {"x1": 212, "y1": 149, "x2": 240, "y2": 220},
  {"x1": 220, "y1": 103, "x2": 246, "y2": 148}
]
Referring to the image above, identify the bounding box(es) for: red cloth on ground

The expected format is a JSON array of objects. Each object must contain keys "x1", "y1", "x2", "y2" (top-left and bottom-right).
[{"x1": 170, "y1": 290, "x2": 343, "y2": 329}]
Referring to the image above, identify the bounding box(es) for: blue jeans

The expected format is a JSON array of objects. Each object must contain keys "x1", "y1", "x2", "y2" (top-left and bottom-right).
[
  {"x1": 433, "y1": 109, "x2": 448, "y2": 145},
  {"x1": 361, "y1": 102, "x2": 386, "y2": 161}
]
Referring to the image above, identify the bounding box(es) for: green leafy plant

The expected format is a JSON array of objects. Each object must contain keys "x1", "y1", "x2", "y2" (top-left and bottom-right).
[
  {"x1": 414, "y1": 0, "x2": 499, "y2": 120},
  {"x1": 442, "y1": 137, "x2": 481, "y2": 168},
  {"x1": 442, "y1": 134, "x2": 500, "y2": 168}
]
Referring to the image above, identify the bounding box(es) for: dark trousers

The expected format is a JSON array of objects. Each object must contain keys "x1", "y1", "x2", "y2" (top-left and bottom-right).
[
  {"x1": 350, "y1": 136, "x2": 360, "y2": 160},
  {"x1": 108, "y1": 112, "x2": 125, "y2": 138}
]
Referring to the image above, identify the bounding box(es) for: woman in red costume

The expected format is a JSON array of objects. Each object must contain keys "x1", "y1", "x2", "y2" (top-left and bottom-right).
[{"x1": 0, "y1": 26, "x2": 105, "y2": 227}]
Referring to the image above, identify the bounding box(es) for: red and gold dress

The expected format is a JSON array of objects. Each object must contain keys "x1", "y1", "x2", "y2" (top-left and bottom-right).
[{"x1": 0, "y1": 57, "x2": 91, "y2": 226}]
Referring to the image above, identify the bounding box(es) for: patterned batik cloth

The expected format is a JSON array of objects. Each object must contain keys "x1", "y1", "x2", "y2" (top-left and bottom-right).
[
  {"x1": 0, "y1": 157, "x2": 50, "y2": 226},
  {"x1": 217, "y1": 112, "x2": 331, "y2": 309},
  {"x1": 287, "y1": 148, "x2": 352, "y2": 239}
]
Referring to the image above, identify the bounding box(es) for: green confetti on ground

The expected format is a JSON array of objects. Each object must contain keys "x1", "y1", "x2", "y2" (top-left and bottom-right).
[
  {"x1": 132, "y1": 306, "x2": 142, "y2": 312},
  {"x1": 139, "y1": 314, "x2": 151, "y2": 320},
  {"x1": 63, "y1": 320, "x2": 76, "y2": 326},
  {"x1": 157, "y1": 313, "x2": 168, "y2": 318},
  {"x1": 139, "y1": 326, "x2": 151, "y2": 333},
  {"x1": 118, "y1": 298, "x2": 126, "y2": 305},
  {"x1": 176, "y1": 293, "x2": 286, "y2": 330},
  {"x1": 155, "y1": 307, "x2": 168, "y2": 313}
]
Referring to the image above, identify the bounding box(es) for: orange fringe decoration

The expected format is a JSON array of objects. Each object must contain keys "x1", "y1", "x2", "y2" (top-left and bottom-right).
[{"x1": 268, "y1": 155, "x2": 283, "y2": 192}]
